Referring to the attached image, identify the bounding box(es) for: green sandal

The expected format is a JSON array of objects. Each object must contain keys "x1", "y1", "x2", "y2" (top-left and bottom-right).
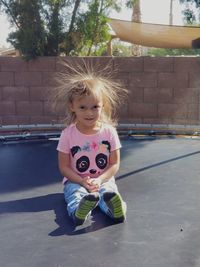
[
  {"x1": 103, "y1": 192, "x2": 126, "y2": 223},
  {"x1": 74, "y1": 192, "x2": 100, "y2": 225}
]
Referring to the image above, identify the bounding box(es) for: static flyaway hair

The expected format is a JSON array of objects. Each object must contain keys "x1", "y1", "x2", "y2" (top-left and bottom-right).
[{"x1": 51, "y1": 58, "x2": 127, "y2": 126}]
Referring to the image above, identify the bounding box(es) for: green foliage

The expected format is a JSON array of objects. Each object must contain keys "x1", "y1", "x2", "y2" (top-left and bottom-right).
[
  {"x1": 179, "y1": 0, "x2": 200, "y2": 8},
  {"x1": 0, "y1": 0, "x2": 121, "y2": 59},
  {"x1": 0, "y1": 0, "x2": 69, "y2": 59},
  {"x1": 179, "y1": 0, "x2": 200, "y2": 24},
  {"x1": 126, "y1": 0, "x2": 139, "y2": 9},
  {"x1": 75, "y1": 1, "x2": 110, "y2": 56},
  {"x1": 112, "y1": 43, "x2": 132, "y2": 56},
  {"x1": 147, "y1": 47, "x2": 200, "y2": 56},
  {"x1": 1, "y1": 0, "x2": 47, "y2": 59}
]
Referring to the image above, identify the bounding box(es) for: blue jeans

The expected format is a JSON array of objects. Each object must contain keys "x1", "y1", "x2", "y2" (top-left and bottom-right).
[{"x1": 63, "y1": 177, "x2": 123, "y2": 218}]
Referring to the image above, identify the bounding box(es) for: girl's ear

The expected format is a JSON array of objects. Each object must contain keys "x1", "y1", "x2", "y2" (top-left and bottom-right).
[{"x1": 69, "y1": 103, "x2": 75, "y2": 112}]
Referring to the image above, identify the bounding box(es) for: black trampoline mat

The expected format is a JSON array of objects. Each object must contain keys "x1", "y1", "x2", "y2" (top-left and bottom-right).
[{"x1": 0, "y1": 137, "x2": 200, "y2": 267}]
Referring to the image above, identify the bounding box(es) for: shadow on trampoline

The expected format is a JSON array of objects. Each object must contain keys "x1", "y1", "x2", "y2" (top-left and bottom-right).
[
  {"x1": 0, "y1": 192, "x2": 116, "y2": 236},
  {"x1": 116, "y1": 149, "x2": 200, "y2": 181},
  {"x1": 0, "y1": 140, "x2": 61, "y2": 193},
  {"x1": 0, "y1": 138, "x2": 148, "y2": 193}
]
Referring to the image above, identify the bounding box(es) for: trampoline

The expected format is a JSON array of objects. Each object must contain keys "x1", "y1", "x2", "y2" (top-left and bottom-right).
[{"x1": 0, "y1": 133, "x2": 200, "y2": 267}]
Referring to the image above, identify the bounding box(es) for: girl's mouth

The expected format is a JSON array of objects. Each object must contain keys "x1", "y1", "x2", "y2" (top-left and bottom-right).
[{"x1": 85, "y1": 118, "x2": 94, "y2": 121}]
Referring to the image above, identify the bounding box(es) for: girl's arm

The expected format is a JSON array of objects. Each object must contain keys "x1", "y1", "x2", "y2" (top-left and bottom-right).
[
  {"x1": 58, "y1": 151, "x2": 82, "y2": 184},
  {"x1": 58, "y1": 151, "x2": 97, "y2": 191},
  {"x1": 95, "y1": 149, "x2": 120, "y2": 185}
]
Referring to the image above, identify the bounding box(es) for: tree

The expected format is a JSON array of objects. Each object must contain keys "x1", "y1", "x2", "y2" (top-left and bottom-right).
[
  {"x1": 126, "y1": 0, "x2": 142, "y2": 56},
  {"x1": 179, "y1": 0, "x2": 200, "y2": 24},
  {"x1": 0, "y1": 0, "x2": 68, "y2": 59},
  {"x1": 62, "y1": 0, "x2": 121, "y2": 56},
  {"x1": 0, "y1": 0, "x2": 121, "y2": 58},
  {"x1": 74, "y1": 0, "x2": 112, "y2": 56},
  {"x1": 0, "y1": 0, "x2": 46, "y2": 59},
  {"x1": 44, "y1": 0, "x2": 67, "y2": 56}
]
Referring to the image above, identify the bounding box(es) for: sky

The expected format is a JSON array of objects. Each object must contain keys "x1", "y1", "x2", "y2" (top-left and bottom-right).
[
  {"x1": 111, "y1": 0, "x2": 183, "y2": 24},
  {"x1": 0, "y1": 0, "x2": 184, "y2": 47}
]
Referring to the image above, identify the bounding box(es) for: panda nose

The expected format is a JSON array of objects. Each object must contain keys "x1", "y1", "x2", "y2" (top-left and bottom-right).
[{"x1": 89, "y1": 169, "x2": 97, "y2": 174}]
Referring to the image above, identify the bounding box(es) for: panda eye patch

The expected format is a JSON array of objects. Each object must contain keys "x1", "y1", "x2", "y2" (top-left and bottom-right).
[
  {"x1": 76, "y1": 156, "x2": 90, "y2": 172},
  {"x1": 95, "y1": 153, "x2": 107, "y2": 169}
]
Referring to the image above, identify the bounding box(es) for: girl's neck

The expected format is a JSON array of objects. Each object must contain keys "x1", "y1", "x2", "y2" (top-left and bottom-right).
[{"x1": 75, "y1": 121, "x2": 102, "y2": 135}]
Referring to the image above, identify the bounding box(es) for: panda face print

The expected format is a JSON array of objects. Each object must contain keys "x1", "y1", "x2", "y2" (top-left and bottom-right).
[
  {"x1": 70, "y1": 140, "x2": 111, "y2": 175},
  {"x1": 96, "y1": 153, "x2": 107, "y2": 169},
  {"x1": 76, "y1": 156, "x2": 90, "y2": 173}
]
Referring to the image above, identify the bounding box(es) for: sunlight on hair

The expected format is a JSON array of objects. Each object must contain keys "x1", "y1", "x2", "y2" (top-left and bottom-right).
[{"x1": 50, "y1": 58, "x2": 127, "y2": 126}]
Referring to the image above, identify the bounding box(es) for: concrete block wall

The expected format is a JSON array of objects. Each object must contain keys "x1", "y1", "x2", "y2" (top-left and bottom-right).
[{"x1": 0, "y1": 56, "x2": 200, "y2": 128}]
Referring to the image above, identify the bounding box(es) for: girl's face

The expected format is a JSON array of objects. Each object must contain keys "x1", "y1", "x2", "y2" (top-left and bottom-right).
[{"x1": 70, "y1": 93, "x2": 103, "y2": 134}]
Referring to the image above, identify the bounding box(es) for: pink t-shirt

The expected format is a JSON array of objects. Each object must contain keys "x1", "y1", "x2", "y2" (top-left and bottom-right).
[{"x1": 57, "y1": 123, "x2": 121, "y2": 183}]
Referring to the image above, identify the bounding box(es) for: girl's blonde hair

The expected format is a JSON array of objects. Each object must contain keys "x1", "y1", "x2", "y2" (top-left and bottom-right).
[{"x1": 51, "y1": 59, "x2": 127, "y2": 126}]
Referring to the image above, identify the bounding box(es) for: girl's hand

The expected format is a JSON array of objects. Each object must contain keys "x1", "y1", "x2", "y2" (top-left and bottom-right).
[
  {"x1": 89, "y1": 178, "x2": 102, "y2": 192},
  {"x1": 81, "y1": 176, "x2": 99, "y2": 192}
]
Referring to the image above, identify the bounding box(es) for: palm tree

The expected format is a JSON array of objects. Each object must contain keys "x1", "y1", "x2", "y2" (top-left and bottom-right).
[
  {"x1": 126, "y1": 0, "x2": 142, "y2": 56},
  {"x1": 169, "y1": 0, "x2": 174, "y2": 25}
]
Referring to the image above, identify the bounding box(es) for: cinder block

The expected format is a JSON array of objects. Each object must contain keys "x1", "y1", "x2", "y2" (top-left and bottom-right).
[
  {"x1": 128, "y1": 86, "x2": 143, "y2": 103},
  {"x1": 30, "y1": 116, "x2": 58, "y2": 124},
  {"x1": 2, "y1": 115, "x2": 30, "y2": 125},
  {"x1": 0, "y1": 101, "x2": 16, "y2": 115},
  {"x1": 143, "y1": 118, "x2": 172, "y2": 125},
  {"x1": 173, "y1": 88, "x2": 199, "y2": 104},
  {"x1": 44, "y1": 101, "x2": 58, "y2": 116},
  {"x1": 144, "y1": 57, "x2": 174, "y2": 72},
  {"x1": 118, "y1": 118, "x2": 143, "y2": 124},
  {"x1": 117, "y1": 104, "x2": 128, "y2": 119},
  {"x1": 84, "y1": 57, "x2": 114, "y2": 71},
  {"x1": 129, "y1": 103, "x2": 158, "y2": 118},
  {"x1": 30, "y1": 86, "x2": 51, "y2": 101},
  {"x1": 158, "y1": 72, "x2": 189, "y2": 88},
  {"x1": 144, "y1": 88, "x2": 173, "y2": 103},
  {"x1": 158, "y1": 103, "x2": 187, "y2": 119},
  {"x1": 3, "y1": 86, "x2": 29, "y2": 101},
  {"x1": 0, "y1": 72, "x2": 14, "y2": 86},
  {"x1": 187, "y1": 104, "x2": 199, "y2": 120},
  {"x1": 129, "y1": 72, "x2": 157, "y2": 87},
  {"x1": 42, "y1": 72, "x2": 57, "y2": 86},
  {"x1": 15, "y1": 72, "x2": 42, "y2": 86},
  {"x1": 16, "y1": 101, "x2": 43, "y2": 116},
  {"x1": 189, "y1": 72, "x2": 200, "y2": 88},
  {"x1": 112, "y1": 72, "x2": 129, "y2": 81},
  {"x1": 0, "y1": 57, "x2": 28, "y2": 71},
  {"x1": 113, "y1": 57, "x2": 143, "y2": 72},
  {"x1": 56, "y1": 57, "x2": 83, "y2": 72},
  {"x1": 172, "y1": 118, "x2": 190, "y2": 125},
  {"x1": 174, "y1": 57, "x2": 200, "y2": 73},
  {"x1": 55, "y1": 57, "x2": 113, "y2": 72},
  {"x1": 28, "y1": 57, "x2": 56, "y2": 71}
]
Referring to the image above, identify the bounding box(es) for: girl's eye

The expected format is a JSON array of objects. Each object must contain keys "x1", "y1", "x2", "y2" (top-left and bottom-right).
[
  {"x1": 80, "y1": 106, "x2": 85, "y2": 110},
  {"x1": 93, "y1": 105, "x2": 100, "y2": 109}
]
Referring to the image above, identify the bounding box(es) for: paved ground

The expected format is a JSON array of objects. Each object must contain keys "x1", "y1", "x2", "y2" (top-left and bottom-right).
[{"x1": 0, "y1": 136, "x2": 200, "y2": 267}]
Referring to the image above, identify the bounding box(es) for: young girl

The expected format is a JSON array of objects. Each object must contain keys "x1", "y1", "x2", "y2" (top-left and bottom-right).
[{"x1": 55, "y1": 60, "x2": 127, "y2": 226}]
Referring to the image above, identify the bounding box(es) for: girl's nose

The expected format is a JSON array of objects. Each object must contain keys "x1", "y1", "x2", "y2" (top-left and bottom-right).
[
  {"x1": 86, "y1": 109, "x2": 93, "y2": 116},
  {"x1": 90, "y1": 169, "x2": 97, "y2": 174}
]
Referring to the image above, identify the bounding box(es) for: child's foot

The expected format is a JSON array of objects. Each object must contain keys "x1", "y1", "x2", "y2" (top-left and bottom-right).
[
  {"x1": 74, "y1": 192, "x2": 100, "y2": 225},
  {"x1": 103, "y1": 192, "x2": 126, "y2": 223}
]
